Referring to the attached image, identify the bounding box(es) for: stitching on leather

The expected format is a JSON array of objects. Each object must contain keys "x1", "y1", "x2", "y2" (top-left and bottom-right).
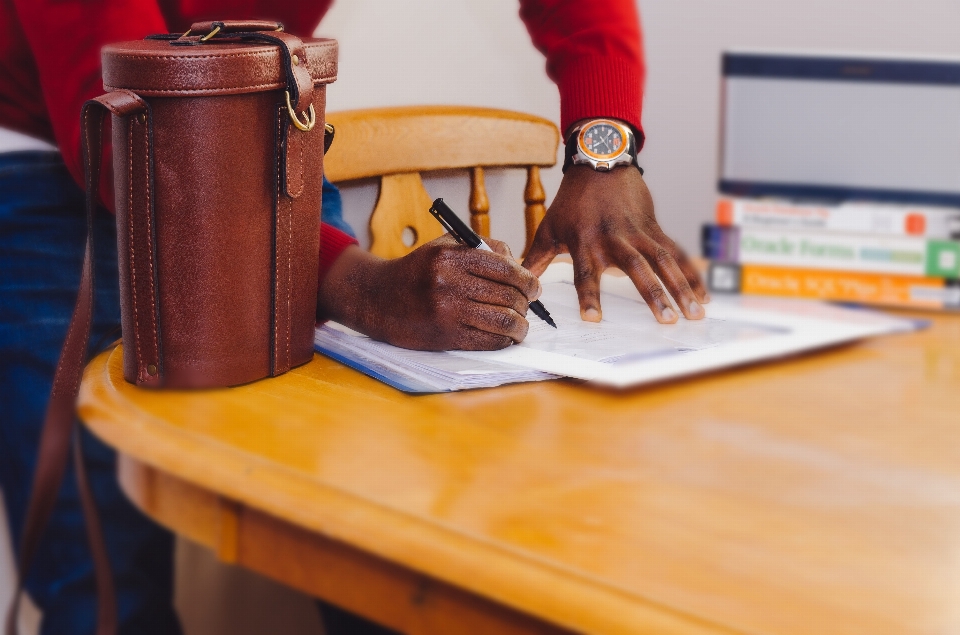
[
  {"x1": 108, "y1": 82, "x2": 280, "y2": 92},
  {"x1": 54, "y1": 108, "x2": 95, "y2": 398},
  {"x1": 286, "y1": 130, "x2": 304, "y2": 198},
  {"x1": 102, "y1": 80, "x2": 334, "y2": 94},
  {"x1": 101, "y1": 92, "x2": 142, "y2": 116},
  {"x1": 295, "y1": 131, "x2": 304, "y2": 197},
  {"x1": 72, "y1": 109, "x2": 103, "y2": 393},
  {"x1": 142, "y1": 118, "x2": 160, "y2": 376},
  {"x1": 110, "y1": 40, "x2": 336, "y2": 60},
  {"x1": 286, "y1": 183, "x2": 292, "y2": 368},
  {"x1": 274, "y1": 112, "x2": 283, "y2": 372},
  {"x1": 128, "y1": 118, "x2": 143, "y2": 378},
  {"x1": 113, "y1": 51, "x2": 277, "y2": 61}
]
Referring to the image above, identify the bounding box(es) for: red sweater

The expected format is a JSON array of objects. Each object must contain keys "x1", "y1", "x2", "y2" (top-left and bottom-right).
[{"x1": 0, "y1": 0, "x2": 645, "y2": 276}]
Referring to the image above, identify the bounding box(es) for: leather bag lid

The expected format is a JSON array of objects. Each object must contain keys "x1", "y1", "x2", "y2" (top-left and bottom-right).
[{"x1": 102, "y1": 37, "x2": 338, "y2": 97}]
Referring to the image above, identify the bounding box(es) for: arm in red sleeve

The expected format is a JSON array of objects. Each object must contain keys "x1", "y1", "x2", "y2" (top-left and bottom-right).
[
  {"x1": 11, "y1": 0, "x2": 169, "y2": 208},
  {"x1": 518, "y1": 0, "x2": 646, "y2": 147},
  {"x1": 318, "y1": 222, "x2": 359, "y2": 287}
]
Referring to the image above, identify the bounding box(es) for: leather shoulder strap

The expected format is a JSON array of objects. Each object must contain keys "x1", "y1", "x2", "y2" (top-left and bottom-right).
[{"x1": 5, "y1": 90, "x2": 146, "y2": 635}]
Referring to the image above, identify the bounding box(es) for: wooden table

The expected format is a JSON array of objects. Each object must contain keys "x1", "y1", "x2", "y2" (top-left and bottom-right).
[{"x1": 78, "y1": 311, "x2": 960, "y2": 635}]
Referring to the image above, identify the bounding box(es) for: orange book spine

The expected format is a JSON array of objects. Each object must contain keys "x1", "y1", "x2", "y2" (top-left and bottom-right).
[{"x1": 738, "y1": 265, "x2": 957, "y2": 309}]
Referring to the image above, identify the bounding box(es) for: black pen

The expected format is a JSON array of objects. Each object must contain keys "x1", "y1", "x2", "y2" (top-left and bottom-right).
[{"x1": 429, "y1": 198, "x2": 557, "y2": 329}]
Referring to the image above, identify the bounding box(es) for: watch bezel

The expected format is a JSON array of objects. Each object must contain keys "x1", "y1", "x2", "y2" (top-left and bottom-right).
[{"x1": 576, "y1": 119, "x2": 632, "y2": 161}]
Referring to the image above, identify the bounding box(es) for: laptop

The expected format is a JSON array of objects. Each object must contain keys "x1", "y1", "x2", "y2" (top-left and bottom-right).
[{"x1": 719, "y1": 50, "x2": 960, "y2": 208}]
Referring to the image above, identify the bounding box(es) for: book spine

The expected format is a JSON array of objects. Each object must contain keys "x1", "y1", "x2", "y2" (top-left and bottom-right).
[
  {"x1": 715, "y1": 198, "x2": 960, "y2": 239},
  {"x1": 708, "y1": 263, "x2": 960, "y2": 310},
  {"x1": 702, "y1": 224, "x2": 960, "y2": 278}
]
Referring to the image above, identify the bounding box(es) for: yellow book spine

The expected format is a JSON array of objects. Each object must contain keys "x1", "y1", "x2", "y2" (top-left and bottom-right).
[{"x1": 740, "y1": 265, "x2": 950, "y2": 309}]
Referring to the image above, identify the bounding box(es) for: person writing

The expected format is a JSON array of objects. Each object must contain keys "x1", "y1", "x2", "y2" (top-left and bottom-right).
[{"x1": 0, "y1": 0, "x2": 708, "y2": 633}]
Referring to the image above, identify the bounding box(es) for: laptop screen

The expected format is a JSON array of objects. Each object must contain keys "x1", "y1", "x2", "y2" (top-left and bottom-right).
[{"x1": 720, "y1": 52, "x2": 960, "y2": 207}]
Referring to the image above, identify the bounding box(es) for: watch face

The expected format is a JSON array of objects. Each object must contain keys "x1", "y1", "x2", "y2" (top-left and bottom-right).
[{"x1": 579, "y1": 120, "x2": 627, "y2": 160}]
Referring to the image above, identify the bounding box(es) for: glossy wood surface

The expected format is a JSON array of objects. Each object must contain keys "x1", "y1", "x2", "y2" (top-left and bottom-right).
[
  {"x1": 119, "y1": 456, "x2": 575, "y2": 635},
  {"x1": 79, "y1": 312, "x2": 960, "y2": 635}
]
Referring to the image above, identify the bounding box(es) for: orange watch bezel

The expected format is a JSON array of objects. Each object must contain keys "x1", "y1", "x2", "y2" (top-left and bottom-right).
[{"x1": 577, "y1": 119, "x2": 631, "y2": 161}]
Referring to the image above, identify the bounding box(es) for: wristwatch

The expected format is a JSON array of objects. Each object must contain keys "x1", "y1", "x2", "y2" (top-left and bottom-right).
[{"x1": 563, "y1": 118, "x2": 643, "y2": 175}]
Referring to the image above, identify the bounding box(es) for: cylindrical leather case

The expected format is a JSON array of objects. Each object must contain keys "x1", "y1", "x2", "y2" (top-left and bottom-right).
[{"x1": 100, "y1": 24, "x2": 337, "y2": 388}]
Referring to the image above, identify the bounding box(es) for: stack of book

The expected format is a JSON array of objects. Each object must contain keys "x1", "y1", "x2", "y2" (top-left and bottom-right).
[{"x1": 703, "y1": 197, "x2": 960, "y2": 310}]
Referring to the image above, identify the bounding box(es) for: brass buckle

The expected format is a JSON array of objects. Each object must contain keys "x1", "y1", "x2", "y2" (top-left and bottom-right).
[
  {"x1": 199, "y1": 25, "x2": 221, "y2": 41},
  {"x1": 285, "y1": 91, "x2": 316, "y2": 132},
  {"x1": 182, "y1": 22, "x2": 280, "y2": 40}
]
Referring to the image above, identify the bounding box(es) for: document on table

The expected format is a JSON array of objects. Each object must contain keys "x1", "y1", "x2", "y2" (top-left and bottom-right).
[
  {"x1": 314, "y1": 262, "x2": 919, "y2": 392},
  {"x1": 314, "y1": 323, "x2": 556, "y2": 393}
]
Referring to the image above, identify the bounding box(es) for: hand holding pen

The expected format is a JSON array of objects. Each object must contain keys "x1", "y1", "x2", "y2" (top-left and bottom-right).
[
  {"x1": 429, "y1": 198, "x2": 556, "y2": 328},
  {"x1": 317, "y1": 197, "x2": 547, "y2": 351}
]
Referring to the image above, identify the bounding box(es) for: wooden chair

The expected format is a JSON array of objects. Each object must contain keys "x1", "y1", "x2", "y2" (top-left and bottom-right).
[{"x1": 323, "y1": 106, "x2": 559, "y2": 258}]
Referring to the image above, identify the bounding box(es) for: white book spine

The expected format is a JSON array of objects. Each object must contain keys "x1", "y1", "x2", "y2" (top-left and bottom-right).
[
  {"x1": 733, "y1": 226, "x2": 959, "y2": 277},
  {"x1": 717, "y1": 198, "x2": 960, "y2": 239}
]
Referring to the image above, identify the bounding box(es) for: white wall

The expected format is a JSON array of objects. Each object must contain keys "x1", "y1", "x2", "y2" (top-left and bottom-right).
[
  {"x1": 327, "y1": 0, "x2": 960, "y2": 258},
  {"x1": 321, "y1": 0, "x2": 564, "y2": 256},
  {"x1": 637, "y1": 0, "x2": 960, "y2": 255},
  {"x1": 6, "y1": 2, "x2": 960, "y2": 634}
]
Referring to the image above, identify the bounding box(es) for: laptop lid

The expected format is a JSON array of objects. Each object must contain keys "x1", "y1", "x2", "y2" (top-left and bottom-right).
[{"x1": 719, "y1": 51, "x2": 960, "y2": 207}]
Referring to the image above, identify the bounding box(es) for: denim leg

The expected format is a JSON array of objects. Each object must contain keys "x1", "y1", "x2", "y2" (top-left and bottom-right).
[{"x1": 0, "y1": 152, "x2": 181, "y2": 635}]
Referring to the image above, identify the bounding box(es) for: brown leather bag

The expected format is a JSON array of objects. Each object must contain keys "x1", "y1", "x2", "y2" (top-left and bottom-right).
[{"x1": 6, "y1": 21, "x2": 337, "y2": 635}]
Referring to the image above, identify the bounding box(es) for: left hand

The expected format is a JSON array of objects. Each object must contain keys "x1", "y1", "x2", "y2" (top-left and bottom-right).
[{"x1": 522, "y1": 165, "x2": 709, "y2": 323}]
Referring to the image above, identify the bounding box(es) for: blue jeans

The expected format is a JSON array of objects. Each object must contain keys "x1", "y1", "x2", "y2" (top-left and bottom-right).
[
  {"x1": 0, "y1": 151, "x2": 180, "y2": 634},
  {"x1": 0, "y1": 150, "x2": 396, "y2": 634}
]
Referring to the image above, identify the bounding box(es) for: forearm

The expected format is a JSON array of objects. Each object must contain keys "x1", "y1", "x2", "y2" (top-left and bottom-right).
[
  {"x1": 317, "y1": 245, "x2": 386, "y2": 335},
  {"x1": 518, "y1": 0, "x2": 645, "y2": 139},
  {"x1": 318, "y1": 237, "x2": 539, "y2": 351}
]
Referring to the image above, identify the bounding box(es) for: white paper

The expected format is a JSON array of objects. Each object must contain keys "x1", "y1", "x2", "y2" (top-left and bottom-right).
[
  {"x1": 315, "y1": 322, "x2": 556, "y2": 392},
  {"x1": 450, "y1": 263, "x2": 917, "y2": 387}
]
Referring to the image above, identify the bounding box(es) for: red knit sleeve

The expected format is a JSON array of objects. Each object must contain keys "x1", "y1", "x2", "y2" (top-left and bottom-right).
[
  {"x1": 11, "y1": 0, "x2": 170, "y2": 210},
  {"x1": 518, "y1": 0, "x2": 646, "y2": 148},
  {"x1": 318, "y1": 222, "x2": 359, "y2": 286}
]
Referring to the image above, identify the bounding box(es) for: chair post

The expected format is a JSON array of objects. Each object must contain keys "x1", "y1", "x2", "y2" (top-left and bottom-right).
[
  {"x1": 469, "y1": 167, "x2": 490, "y2": 237},
  {"x1": 523, "y1": 165, "x2": 547, "y2": 256}
]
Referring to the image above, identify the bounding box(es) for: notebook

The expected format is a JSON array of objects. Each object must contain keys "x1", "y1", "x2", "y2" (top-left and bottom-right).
[{"x1": 315, "y1": 262, "x2": 919, "y2": 393}]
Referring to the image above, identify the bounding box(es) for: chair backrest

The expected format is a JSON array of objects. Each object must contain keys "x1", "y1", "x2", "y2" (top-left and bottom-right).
[{"x1": 324, "y1": 106, "x2": 559, "y2": 258}]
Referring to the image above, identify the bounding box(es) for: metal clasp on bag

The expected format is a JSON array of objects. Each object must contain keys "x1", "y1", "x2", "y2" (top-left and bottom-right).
[{"x1": 285, "y1": 91, "x2": 316, "y2": 131}]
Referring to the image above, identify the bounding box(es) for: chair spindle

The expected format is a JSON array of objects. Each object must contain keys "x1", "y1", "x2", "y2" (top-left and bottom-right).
[
  {"x1": 469, "y1": 167, "x2": 491, "y2": 237},
  {"x1": 523, "y1": 165, "x2": 547, "y2": 255}
]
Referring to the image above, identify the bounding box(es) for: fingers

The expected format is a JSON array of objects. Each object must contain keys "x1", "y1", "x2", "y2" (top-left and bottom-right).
[
  {"x1": 462, "y1": 276, "x2": 530, "y2": 317},
  {"x1": 647, "y1": 228, "x2": 710, "y2": 304},
  {"x1": 460, "y1": 249, "x2": 541, "y2": 302},
  {"x1": 609, "y1": 241, "x2": 678, "y2": 323},
  {"x1": 520, "y1": 224, "x2": 559, "y2": 278},
  {"x1": 671, "y1": 244, "x2": 711, "y2": 304},
  {"x1": 629, "y1": 237, "x2": 704, "y2": 320},
  {"x1": 571, "y1": 252, "x2": 603, "y2": 322},
  {"x1": 458, "y1": 304, "x2": 529, "y2": 348},
  {"x1": 455, "y1": 327, "x2": 515, "y2": 351},
  {"x1": 486, "y1": 238, "x2": 514, "y2": 259}
]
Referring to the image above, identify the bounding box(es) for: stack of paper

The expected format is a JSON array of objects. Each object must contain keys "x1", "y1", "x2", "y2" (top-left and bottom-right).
[
  {"x1": 315, "y1": 324, "x2": 556, "y2": 393},
  {"x1": 315, "y1": 262, "x2": 919, "y2": 393}
]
